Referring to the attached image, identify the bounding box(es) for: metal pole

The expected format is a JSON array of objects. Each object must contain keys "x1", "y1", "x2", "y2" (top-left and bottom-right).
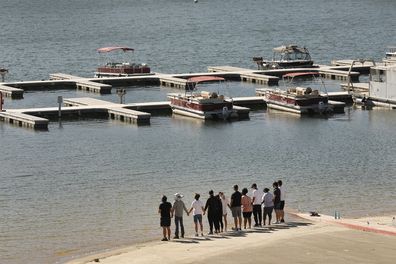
[
  {"x1": 57, "y1": 96, "x2": 63, "y2": 118},
  {"x1": 0, "y1": 91, "x2": 3, "y2": 112}
]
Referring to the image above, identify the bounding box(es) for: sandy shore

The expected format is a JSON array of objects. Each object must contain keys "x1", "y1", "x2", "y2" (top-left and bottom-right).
[{"x1": 67, "y1": 213, "x2": 396, "y2": 264}]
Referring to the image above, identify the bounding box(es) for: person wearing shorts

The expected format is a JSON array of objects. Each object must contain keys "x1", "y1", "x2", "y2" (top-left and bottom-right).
[
  {"x1": 158, "y1": 195, "x2": 173, "y2": 241},
  {"x1": 219, "y1": 192, "x2": 229, "y2": 232},
  {"x1": 188, "y1": 193, "x2": 205, "y2": 236},
  {"x1": 241, "y1": 188, "x2": 253, "y2": 229},
  {"x1": 272, "y1": 181, "x2": 281, "y2": 224},
  {"x1": 261, "y1": 188, "x2": 274, "y2": 225},
  {"x1": 230, "y1": 185, "x2": 242, "y2": 231},
  {"x1": 278, "y1": 180, "x2": 286, "y2": 223}
]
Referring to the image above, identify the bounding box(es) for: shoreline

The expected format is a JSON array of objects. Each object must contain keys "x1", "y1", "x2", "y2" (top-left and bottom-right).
[{"x1": 66, "y1": 212, "x2": 396, "y2": 264}]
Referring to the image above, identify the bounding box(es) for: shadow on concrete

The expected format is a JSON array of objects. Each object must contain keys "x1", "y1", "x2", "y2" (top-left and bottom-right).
[{"x1": 166, "y1": 221, "x2": 312, "y2": 245}]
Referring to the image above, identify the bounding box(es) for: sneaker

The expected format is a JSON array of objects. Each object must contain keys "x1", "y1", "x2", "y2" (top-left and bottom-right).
[
  {"x1": 273, "y1": 221, "x2": 280, "y2": 224},
  {"x1": 181, "y1": 235, "x2": 184, "y2": 238},
  {"x1": 195, "y1": 233, "x2": 199, "y2": 237},
  {"x1": 201, "y1": 233, "x2": 204, "y2": 237},
  {"x1": 254, "y1": 224, "x2": 259, "y2": 227},
  {"x1": 280, "y1": 219, "x2": 285, "y2": 223},
  {"x1": 161, "y1": 237, "x2": 168, "y2": 241},
  {"x1": 208, "y1": 232, "x2": 213, "y2": 235},
  {"x1": 173, "y1": 236, "x2": 179, "y2": 239}
]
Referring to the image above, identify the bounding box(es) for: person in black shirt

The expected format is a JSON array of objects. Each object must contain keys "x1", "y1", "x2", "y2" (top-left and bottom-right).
[
  {"x1": 273, "y1": 182, "x2": 281, "y2": 224},
  {"x1": 204, "y1": 190, "x2": 222, "y2": 234},
  {"x1": 215, "y1": 194, "x2": 223, "y2": 232},
  {"x1": 230, "y1": 184, "x2": 242, "y2": 231},
  {"x1": 158, "y1": 195, "x2": 173, "y2": 241}
]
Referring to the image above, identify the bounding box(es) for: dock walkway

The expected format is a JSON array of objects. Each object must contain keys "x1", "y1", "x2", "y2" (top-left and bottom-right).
[
  {"x1": 1, "y1": 61, "x2": 372, "y2": 100},
  {"x1": 1, "y1": 98, "x2": 152, "y2": 130},
  {"x1": 0, "y1": 111, "x2": 48, "y2": 129}
]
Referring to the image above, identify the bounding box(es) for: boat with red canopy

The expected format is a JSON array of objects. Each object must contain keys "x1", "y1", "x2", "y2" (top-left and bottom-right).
[
  {"x1": 256, "y1": 72, "x2": 332, "y2": 115},
  {"x1": 95, "y1": 46, "x2": 150, "y2": 77},
  {"x1": 167, "y1": 76, "x2": 237, "y2": 120}
]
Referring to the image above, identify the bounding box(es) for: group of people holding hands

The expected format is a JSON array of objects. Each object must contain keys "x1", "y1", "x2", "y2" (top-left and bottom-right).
[{"x1": 158, "y1": 180, "x2": 286, "y2": 241}]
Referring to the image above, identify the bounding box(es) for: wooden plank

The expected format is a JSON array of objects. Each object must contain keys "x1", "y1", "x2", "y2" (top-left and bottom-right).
[
  {"x1": 340, "y1": 82, "x2": 369, "y2": 91},
  {"x1": 49, "y1": 73, "x2": 83, "y2": 80},
  {"x1": 207, "y1": 66, "x2": 253, "y2": 72},
  {"x1": 63, "y1": 98, "x2": 119, "y2": 107}
]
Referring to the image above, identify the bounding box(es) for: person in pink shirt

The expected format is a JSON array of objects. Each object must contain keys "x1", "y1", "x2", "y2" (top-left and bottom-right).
[{"x1": 241, "y1": 188, "x2": 253, "y2": 229}]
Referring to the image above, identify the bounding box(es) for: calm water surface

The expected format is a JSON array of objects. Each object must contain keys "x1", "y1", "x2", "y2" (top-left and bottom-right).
[{"x1": 1, "y1": 0, "x2": 396, "y2": 263}]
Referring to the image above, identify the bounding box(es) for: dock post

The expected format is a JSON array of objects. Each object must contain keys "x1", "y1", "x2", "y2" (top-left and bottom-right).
[
  {"x1": 116, "y1": 89, "x2": 126, "y2": 104},
  {"x1": 0, "y1": 91, "x2": 3, "y2": 112},
  {"x1": 57, "y1": 96, "x2": 63, "y2": 118},
  {"x1": 0, "y1": 68, "x2": 8, "y2": 82}
]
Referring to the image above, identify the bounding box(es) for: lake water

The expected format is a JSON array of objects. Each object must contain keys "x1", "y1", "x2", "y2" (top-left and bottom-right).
[{"x1": 1, "y1": 0, "x2": 396, "y2": 263}]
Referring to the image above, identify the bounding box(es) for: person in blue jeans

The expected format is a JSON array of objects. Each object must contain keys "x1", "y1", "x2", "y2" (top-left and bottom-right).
[{"x1": 172, "y1": 193, "x2": 189, "y2": 239}]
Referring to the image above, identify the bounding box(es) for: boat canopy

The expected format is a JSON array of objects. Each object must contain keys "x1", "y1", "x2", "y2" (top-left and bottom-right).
[
  {"x1": 283, "y1": 72, "x2": 319, "y2": 78},
  {"x1": 273, "y1": 45, "x2": 308, "y2": 54},
  {"x1": 97, "y1": 47, "x2": 134, "y2": 53},
  {"x1": 187, "y1": 76, "x2": 225, "y2": 83}
]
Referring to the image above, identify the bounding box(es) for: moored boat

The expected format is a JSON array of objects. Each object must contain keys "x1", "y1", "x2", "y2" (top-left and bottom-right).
[
  {"x1": 167, "y1": 76, "x2": 237, "y2": 120},
  {"x1": 383, "y1": 46, "x2": 396, "y2": 65},
  {"x1": 253, "y1": 44, "x2": 314, "y2": 70},
  {"x1": 357, "y1": 64, "x2": 396, "y2": 108},
  {"x1": 95, "y1": 46, "x2": 150, "y2": 77},
  {"x1": 256, "y1": 72, "x2": 332, "y2": 115}
]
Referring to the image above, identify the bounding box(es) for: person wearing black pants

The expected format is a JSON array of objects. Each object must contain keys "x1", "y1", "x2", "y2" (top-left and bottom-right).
[
  {"x1": 251, "y1": 183, "x2": 263, "y2": 227},
  {"x1": 204, "y1": 190, "x2": 221, "y2": 234}
]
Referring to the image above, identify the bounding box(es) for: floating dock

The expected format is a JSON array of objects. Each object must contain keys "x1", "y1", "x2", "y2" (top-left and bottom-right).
[
  {"x1": 340, "y1": 82, "x2": 369, "y2": 92},
  {"x1": 1, "y1": 96, "x2": 259, "y2": 130},
  {"x1": 208, "y1": 65, "x2": 363, "y2": 82},
  {"x1": 1, "y1": 91, "x2": 355, "y2": 130},
  {"x1": 0, "y1": 111, "x2": 48, "y2": 129},
  {"x1": 0, "y1": 61, "x2": 373, "y2": 100}
]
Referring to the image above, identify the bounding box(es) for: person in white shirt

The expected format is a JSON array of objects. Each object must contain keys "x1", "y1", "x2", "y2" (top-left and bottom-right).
[
  {"x1": 261, "y1": 188, "x2": 274, "y2": 225},
  {"x1": 219, "y1": 192, "x2": 229, "y2": 232},
  {"x1": 278, "y1": 180, "x2": 286, "y2": 223},
  {"x1": 251, "y1": 183, "x2": 264, "y2": 227},
  {"x1": 188, "y1": 193, "x2": 205, "y2": 236}
]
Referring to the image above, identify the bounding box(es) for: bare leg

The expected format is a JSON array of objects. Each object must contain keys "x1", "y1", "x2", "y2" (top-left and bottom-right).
[
  {"x1": 223, "y1": 215, "x2": 228, "y2": 231},
  {"x1": 234, "y1": 217, "x2": 238, "y2": 230},
  {"x1": 243, "y1": 217, "x2": 247, "y2": 229},
  {"x1": 238, "y1": 216, "x2": 242, "y2": 230},
  {"x1": 162, "y1": 227, "x2": 166, "y2": 239},
  {"x1": 166, "y1": 227, "x2": 171, "y2": 240},
  {"x1": 248, "y1": 217, "x2": 251, "y2": 228}
]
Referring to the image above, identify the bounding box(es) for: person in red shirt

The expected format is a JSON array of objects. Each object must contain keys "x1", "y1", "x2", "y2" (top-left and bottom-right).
[{"x1": 241, "y1": 188, "x2": 253, "y2": 229}]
